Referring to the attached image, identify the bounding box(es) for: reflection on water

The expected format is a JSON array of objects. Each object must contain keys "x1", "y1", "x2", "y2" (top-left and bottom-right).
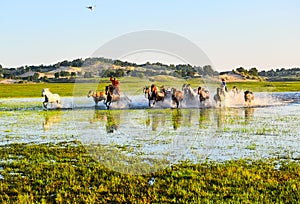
[
  {"x1": 1, "y1": 96, "x2": 300, "y2": 169},
  {"x1": 244, "y1": 108, "x2": 254, "y2": 123},
  {"x1": 172, "y1": 109, "x2": 182, "y2": 130},
  {"x1": 43, "y1": 111, "x2": 62, "y2": 131},
  {"x1": 106, "y1": 111, "x2": 120, "y2": 133},
  {"x1": 89, "y1": 109, "x2": 121, "y2": 133},
  {"x1": 145, "y1": 111, "x2": 166, "y2": 131}
]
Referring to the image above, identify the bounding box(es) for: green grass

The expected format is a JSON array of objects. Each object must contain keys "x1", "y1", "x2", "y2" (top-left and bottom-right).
[
  {"x1": 0, "y1": 142, "x2": 299, "y2": 203},
  {"x1": 1, "y1": 79, "x2": 300, "y2": 98},
  {"x1": 227, "y1": 81, "x2": 300, "y2": 92}
]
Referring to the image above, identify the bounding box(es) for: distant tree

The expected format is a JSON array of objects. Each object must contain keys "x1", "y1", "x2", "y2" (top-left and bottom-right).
[
  {"x1": 3, "y1": 72, "x2": 14, "y2": 79},
  {"x1": 203, "y1": 65, "x2": 214, "y2": 76},
  {"x1": 267, "y1": 69, "x2": 276, "y2": 77},
  {"x1": 113, "y1": 60, "x2": 122, "y2": 66},
  {"x1": 71, "y1": 59, "x2": 83, "y2": 67},
  {"x1": 71, "y1": 72, "x2": 76, "y2": 78},
  {"x1": 54, "y1": 72, "x2": 60, "y2": 79},
  {"x1": 249, "y1": 67, "x2": 258, "y2": 76},
  {"x1": 60, "y1": 71, "x2": 70, "y2": 77},
  {"x1": 259, "y1": 70, "x2": 266, "y2": 77},
  {"x1": 236, "y1": 67, "x2": 246, "y2": 74},
  {"x1": 196, "y1": 66, "x2": 204, "y2": 75},
  {"x1": 59, "y1": 60, "x2": 70, "y2": 67},
  {"x1": 32, "y1": 73, "x2": 39, "y2": 81},
  {"x1": 42, "y1": 76, "x2": 49, "y2": 82}
]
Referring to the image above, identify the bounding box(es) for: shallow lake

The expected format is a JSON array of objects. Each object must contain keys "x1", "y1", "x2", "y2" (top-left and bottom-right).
[{"x1": 1, "y1": 92, "x2": 300, "y2": 173}]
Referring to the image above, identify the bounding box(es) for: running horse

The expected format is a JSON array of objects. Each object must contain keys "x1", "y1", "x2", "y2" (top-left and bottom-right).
[
  {"x1": 87, "y1": 90, "x2": 106, "y2": 105},
  {"x1": 105, "y1": 85, "x2": 120, "y2": 109},
  {"x1": 198, "y1": 87, "x2": 210, "y2": 106},
  {"x1": 244, "y1": 90, "x2": 254, "y2": 106},
  {"x1": 182, "y1": 84, "x2": 198, "y2": 104},
  {"x1": 143, "y1": 84, "x2": 166, "y2": 107},
  {"x1": 171, "y1": 88, "x2": 183, "y2": 108},
  {"x1": 213, "y1": 87, "x2": 227, "y2": 107},
  {"x1": 42, "y1": 88, "x2": 61, "y2": 109}
]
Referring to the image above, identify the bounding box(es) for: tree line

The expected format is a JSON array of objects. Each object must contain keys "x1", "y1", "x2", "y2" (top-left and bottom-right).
[{"x1": 1, "y1": 58, "x2": 300, "y2": 81}]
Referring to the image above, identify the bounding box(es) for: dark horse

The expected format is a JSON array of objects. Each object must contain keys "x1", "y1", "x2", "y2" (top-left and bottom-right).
[
  {"x1": 105, "y1": 85, "x2": 120, "y2": 109},
  {"x1": 244, "y1": 90, "x2": 254, "y2": 106},
  {"x1": 143, "y1": 84, "x2": 166, "y2": 107}
]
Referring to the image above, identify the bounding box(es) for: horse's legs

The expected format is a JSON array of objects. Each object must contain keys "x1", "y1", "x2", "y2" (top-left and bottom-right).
[
  {"x1": 152, "y1": 100, "x2": 156, "y2": 107},
  {"x1": 175, "y1": 99, "x2": 179, "y2": 108},
  {"x1": 43, "y1": 101, "x2": 47, "y2": 109}
]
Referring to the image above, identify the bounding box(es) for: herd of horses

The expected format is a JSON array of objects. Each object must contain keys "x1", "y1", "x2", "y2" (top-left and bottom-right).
[
  {"x1": 143, "y1": 84, "x2": 254, "y2": 108},
  {"x1": 42, "y1": 83, "x2": 254, "y2": 110}
]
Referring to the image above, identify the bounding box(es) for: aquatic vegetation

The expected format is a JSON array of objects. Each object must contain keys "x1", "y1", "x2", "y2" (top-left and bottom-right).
[{"x1": 0, "y1": 142, "x2": 299, "y2": 203}]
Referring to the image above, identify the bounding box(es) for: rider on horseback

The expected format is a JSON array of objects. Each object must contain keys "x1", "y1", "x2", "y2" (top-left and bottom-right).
[
  {"x1": 221, "y1": 78, "x2": 228, "y2": 92},
  {"x1": 110, "y1": 76, "x2": 120, "y2": 95}
]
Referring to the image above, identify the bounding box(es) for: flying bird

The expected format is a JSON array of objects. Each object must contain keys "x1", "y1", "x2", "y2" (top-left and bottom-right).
[{"x1": 86, "y1": 5, "x2": 95, "y2": 11}]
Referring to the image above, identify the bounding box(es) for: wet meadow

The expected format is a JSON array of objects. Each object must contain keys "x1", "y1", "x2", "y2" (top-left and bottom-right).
[{"x1": 0, "y1": 80, "x2": 300, "y2": 203}]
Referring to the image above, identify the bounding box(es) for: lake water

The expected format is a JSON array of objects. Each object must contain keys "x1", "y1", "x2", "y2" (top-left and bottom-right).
[{"x1": 1, "y1": 92, "x2": 300, "y2": 174}]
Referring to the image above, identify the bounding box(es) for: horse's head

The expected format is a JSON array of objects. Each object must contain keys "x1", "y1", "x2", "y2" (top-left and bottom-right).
[
  {"x1": 42, "y1": 88, "x2": 49, "y2": 97},
  {"x1": 144, "y1": 86, "x2": 150, "y2": 93},
  {"x1": 87, "y1": 90, "x2": 93, "y2": 98},
  {"x1": 198, "y1": 86, "x2": 203, "y2": 94},
  {"x1": 171, "y1": 88, "x2": 177, "y2": 94},
  {"x1": 105, "y1": 85, "x2": 112, "y2": 95},
  {"x1": 204, "y1": 90, "x2": 210, "y2": 99},
  {"x1": 151, "y1": 84, "x2": 158, "y2": 92},
  {"x1": 244, "y1": 90, "x2": 254, "y2": 102}
]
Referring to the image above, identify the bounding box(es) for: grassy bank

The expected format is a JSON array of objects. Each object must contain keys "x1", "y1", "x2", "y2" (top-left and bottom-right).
[
  {"x1": 0, "y1": 142, "x2": 299, "y2": 203},
  {"x1": 0, "y1": 79, "x2": 300, "y2": 98}
]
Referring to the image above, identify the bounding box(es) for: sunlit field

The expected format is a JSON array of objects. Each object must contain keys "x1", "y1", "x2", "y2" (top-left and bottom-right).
[{"x1": 1, "y1": 78, "x2": 300, "y2": 98}]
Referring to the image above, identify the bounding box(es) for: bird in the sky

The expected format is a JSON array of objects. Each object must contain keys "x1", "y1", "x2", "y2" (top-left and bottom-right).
[{"x1": 86, "y1": 5, "x2": 95, "y2": 11}]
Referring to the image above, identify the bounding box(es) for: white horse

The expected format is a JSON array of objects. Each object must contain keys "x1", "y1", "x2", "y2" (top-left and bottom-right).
[{"x1": 42, "y1": 88, "x2": 61, "y2": 109}]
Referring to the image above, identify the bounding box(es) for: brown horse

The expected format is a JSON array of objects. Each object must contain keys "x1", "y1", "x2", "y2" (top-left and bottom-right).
[
  {"x1": 144, "y1": 84, "x2": 166, "y2": 107},
  {"x1": 105, "y1": 85, "x2": 120, "y2": 109},
  {"x1": 87, "y1": 90, "x2": 106, "y2": 105},
  {"x1": 171, "y1": 88, "x2": 183, "y2": 108},
  {"x1": 244, "y1": 90, "x2": 254, "y2": 106},
  {"x1": 198, "y1": 87, "x2": 210, "y2": 105}
]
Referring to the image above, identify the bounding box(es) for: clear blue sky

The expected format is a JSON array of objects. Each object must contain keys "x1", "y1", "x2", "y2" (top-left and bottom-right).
[{"x1": 1, "y1": 0, "x2": 300, "y2": 71}]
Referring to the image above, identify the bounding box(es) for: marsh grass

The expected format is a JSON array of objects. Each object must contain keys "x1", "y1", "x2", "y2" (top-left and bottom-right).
[
  {"x1": 1, "y1": 79, "x2": 300, "y2": 98},
  {"x1": 0, "y1": 142, "x2": 299, "y2": 203}
]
